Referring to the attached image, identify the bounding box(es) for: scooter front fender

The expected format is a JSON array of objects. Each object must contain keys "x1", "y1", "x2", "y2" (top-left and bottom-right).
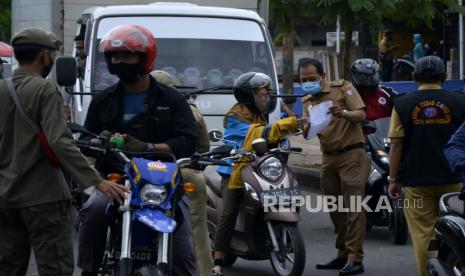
[{"x1": 133, "y1": 208, "x2": 176, "y2": 233}]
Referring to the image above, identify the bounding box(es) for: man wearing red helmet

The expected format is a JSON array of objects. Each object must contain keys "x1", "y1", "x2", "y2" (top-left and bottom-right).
[{"x1": 78, "y1": 25, "x2": 198, "y2": 276}]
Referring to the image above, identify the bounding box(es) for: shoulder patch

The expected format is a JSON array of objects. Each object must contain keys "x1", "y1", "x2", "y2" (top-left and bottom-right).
[{"x1": 330, "y1": 79, "x2": 345, "y2": 87}]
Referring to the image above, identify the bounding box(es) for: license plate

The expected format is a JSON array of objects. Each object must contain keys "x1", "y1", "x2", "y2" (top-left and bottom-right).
[
  {"x1": 115, "y1": 250, "x2": 154, "y2": 261},
  {"x1": 259, "y1": 187, "x2": 301, "y2": 206}
]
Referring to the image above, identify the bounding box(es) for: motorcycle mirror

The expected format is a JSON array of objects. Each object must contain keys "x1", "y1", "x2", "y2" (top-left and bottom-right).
[
  {"x1": 252, "y1": 138, "x2": 268, "y2": 156},
  {"x1": 210, "y1": 145, "x2": 233, "y2": 156},
  {"x1": 66, "y1": 122, "x2": 98, "y2": 137},
  {"x1": 208, "y1": 129, "x2": 223, "y2": 142}
]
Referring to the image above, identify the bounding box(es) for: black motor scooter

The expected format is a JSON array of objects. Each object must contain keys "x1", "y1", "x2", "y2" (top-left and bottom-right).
[
  {"x1": 364, "y1": 117, "x2": 408, "y2": 245},
  {"x1": 427, "y1": 192, "x2": 465, "y2": 276}
]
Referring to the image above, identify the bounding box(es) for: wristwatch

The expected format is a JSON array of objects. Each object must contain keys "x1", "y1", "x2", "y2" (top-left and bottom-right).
[
  {"x1": 342, "y1": 109, "x2": 349, "y2": 118},
  {"x1": 387, "y1": 176, "x2": 399, "y2": 183},
  {"x1": 146, "y1": 143, "x2": 155, "y2": 152}
]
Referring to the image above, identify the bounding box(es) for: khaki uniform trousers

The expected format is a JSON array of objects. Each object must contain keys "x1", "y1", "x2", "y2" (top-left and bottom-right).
[
  {"x1": 182, "y1": 168, "x2": 213, "y2": 276},
  {"x1": 320, "y1": 148, "x2": 370, "y2": 261},
  {"x1": 403, "y1": 183, "x2": 462, "y2": 276},
  {"x1": 0, "y1": 201, "x2": 73, "y2": 276}
]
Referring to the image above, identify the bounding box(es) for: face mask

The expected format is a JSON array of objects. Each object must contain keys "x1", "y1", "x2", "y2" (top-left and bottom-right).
[
  {"x1": 42, "y1": 59, "x2": 54, "y2": 78},
  {"x1": 301, "y1": 81, "x2": 321, "y2": 95},
  {"x1": 254, "y1": 93, "x2": 270, "y2": 113},
  {"x1": 110, "y1": 63, "x2": 143, "y2": 84}
]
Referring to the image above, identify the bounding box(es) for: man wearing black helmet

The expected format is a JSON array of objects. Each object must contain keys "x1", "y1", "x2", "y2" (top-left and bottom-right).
[
  {"x1": 388, "y1": 55, "x2": 465, "y2": 276},
  {"x1": 212, "y1": 72, "x2": 306, "y2": 275}
]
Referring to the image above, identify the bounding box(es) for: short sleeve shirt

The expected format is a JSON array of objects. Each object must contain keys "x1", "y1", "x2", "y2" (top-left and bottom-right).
[{"x1": 303, "y1": 80, "x2": 366, "y2": 152}]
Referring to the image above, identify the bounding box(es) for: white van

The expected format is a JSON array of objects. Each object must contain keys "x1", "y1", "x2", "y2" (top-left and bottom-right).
[{"x1": 63, "y1": 2, "x2": 280, "y2": 134}]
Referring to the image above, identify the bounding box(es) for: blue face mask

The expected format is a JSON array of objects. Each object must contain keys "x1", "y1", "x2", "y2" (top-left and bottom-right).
[{"x1": 301, "y1": 81, "x2": 321, "y2": 95}]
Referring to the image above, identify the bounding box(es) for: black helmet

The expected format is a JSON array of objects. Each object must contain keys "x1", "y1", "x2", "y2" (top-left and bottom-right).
[
  {"x1": 351, "y1": 58, "x2": 380, "y2": 87},
  {"x1": 233, "y1": 72, "x2": 276, "y2": 113}
]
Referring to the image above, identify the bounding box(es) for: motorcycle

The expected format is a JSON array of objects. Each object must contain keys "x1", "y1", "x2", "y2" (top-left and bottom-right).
[
  {"x1": 204, "y1": 130, "x2": 306, "y2": 276},
  {"x1": 68, "y1": 123, "x2": 224, "y2": 276},
  {"x1": 364, "y1": 117, "x2": 408, "y2": 245},
  {"x1": 427, "y1": 192, "x2": 465, "y2": 276}
]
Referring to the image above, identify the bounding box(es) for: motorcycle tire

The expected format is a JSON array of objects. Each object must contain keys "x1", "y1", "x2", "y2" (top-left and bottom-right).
[
  {"x1": 443, "y1": 247, "x2": 465, "y2": 275},
  {"x1": 134, "y1": 266, "x2": 166, "y2": 276},
  {"x1": 269, "y1": 223, "x2": 305, "y2": 276},
  {"x1": 390, "y1": 199, "x2": 408, "y2": 245},
  {"x1": 222, "y1": 254, "x2": 238, "y2": 267},
  {"x1": 117, "y1": 258, "x2": 132, "y2": 276}
]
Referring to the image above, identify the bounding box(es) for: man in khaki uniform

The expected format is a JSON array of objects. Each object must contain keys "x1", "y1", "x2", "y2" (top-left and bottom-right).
[
  {"x1": 0, "y1": 27, "x2": 127, "y2": 276},
  {"x1": 299, "y1": 58, "x2": 368, "y2": 276},
  {"x1": 150, "y1": 69, "x2": 213, "y2": 276}
]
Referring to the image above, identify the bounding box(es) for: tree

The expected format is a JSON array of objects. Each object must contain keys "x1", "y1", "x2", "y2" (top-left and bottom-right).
[
  {"x1": 310, "y1": 0, "x2": 465, "y2": 78},
  {"x1": 0, "y1": 0, "x2": 11, "y2": 42},
  {"x1": 310, "y1": 0, "x2": 397, "y2": 78},
  {"x1": 270, "y1": 0, "x2": 306, "y2": 99}
]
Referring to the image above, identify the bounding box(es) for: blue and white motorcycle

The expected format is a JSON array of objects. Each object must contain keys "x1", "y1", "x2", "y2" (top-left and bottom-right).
[{"x1": 69, "y1": 123, "x2": 224, "y2": 276}]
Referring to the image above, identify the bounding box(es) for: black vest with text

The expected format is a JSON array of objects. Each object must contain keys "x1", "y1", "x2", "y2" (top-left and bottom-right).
[{"x1": 394, "y1": 89, "x2": 465, "y2": 186}]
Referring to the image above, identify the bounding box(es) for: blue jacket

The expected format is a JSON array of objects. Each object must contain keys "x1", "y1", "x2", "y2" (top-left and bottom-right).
[{"x1": 444, "y1": 122, "x2": 465, "y2": 201}]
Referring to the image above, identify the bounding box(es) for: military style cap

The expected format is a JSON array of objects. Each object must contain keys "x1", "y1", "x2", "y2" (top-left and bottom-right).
[
  {"x1": 414, "y1": 55, "x2": 445, "y2": 75},
  {"x1": 11, "y1": 27, "x2": 61, "y2": 50},
  {"x1": 150, "y1": 70, "x2": 175, "y2": 87}
]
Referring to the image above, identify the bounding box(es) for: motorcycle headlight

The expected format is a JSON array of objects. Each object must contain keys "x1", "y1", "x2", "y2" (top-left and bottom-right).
[
  {"x1": 140, "y1": 184, "x2": 168, "y2": 205},
  {"x1": 259, "y1": 157, "x2": 283, "y2": 181}
]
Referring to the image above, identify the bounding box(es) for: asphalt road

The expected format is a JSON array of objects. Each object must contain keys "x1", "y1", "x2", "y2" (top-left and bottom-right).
[{"x1": 27, "y1": 188, "x2": 417, "y2": 276}]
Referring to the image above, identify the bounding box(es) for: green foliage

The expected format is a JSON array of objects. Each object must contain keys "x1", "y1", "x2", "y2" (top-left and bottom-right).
[
  {"x1": 274, "y1": 31, "x2": 302, "y2": 46},
  {"x1": 0, "y1": 0, "x2": 11, "y2": 42}
]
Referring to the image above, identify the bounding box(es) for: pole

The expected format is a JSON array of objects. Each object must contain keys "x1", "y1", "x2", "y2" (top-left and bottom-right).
[
  {"x1": 459, "y1": 0, "x2": 463, "y2": 79},
  {"x1": 336, "y1": 15, "x2": 341, "y2": 55}
]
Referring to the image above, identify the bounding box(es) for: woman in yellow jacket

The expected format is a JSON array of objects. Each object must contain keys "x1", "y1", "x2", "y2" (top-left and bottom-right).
[{"x1": 213, "y1": 72, "x2": 306, "y2": 275}]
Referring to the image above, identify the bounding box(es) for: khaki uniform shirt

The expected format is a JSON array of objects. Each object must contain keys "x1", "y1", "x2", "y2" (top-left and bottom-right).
[
  {"x1": 190, "y1": 105, "x2": 210, "y2": 154},
  {"x1": 0, "y1": 68, "x2": 101, "y2": 209},
  {"x1": 303, "y1": 80, "x2": 365, "y2": 152}
]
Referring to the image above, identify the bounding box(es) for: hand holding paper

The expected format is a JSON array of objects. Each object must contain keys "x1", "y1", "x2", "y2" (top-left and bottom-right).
[{"x1": 306, "y1": 100, "x2": 333, "y2": 139}]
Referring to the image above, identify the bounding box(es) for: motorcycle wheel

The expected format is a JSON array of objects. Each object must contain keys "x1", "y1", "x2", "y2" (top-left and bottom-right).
[
  {"x1": 222, "y1": 254, "x2": 238, "y2": 267},
  {"x1": 444, "y1": 249, "x2": 465, "y2": 276},
  {"x1": 389, "y1": 199, "x2": 408, "y2": 245},
  {"x1": 134, "y1": 266, "x2": 166, "y2": 276},
  {"x1": 269, "y1": 223, "x2": 305, "y2": 276},
  {"x1": 117, "y1": 258, "x2": 132, "y2": 276}
]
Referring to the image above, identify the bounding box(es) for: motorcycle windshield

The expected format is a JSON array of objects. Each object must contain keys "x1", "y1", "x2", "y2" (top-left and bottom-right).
[{"x1": 367, "y1": 117, "x2": 390, "y2": 150}]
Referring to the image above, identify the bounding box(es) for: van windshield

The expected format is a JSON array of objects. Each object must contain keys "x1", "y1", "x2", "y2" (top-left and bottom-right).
[{"x1": 93, "y1": 16, "x2": 275, "y2": 92}]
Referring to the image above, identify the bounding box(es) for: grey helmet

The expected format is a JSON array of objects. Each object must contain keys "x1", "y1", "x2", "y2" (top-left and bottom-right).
[{"x1": 351, "y1": 58, "x2": 380, "y2": 87}]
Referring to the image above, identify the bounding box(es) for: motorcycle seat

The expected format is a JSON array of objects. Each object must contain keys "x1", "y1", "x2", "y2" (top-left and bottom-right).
[
  {"x1": 444, "y1": 193, "x2": 465, "y2": 216},
  {"x1": 204, "y1": 166, "x2": 223, "y2": 198}
]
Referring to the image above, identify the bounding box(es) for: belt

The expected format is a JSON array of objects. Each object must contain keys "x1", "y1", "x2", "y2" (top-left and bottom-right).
[{"x1": 322, "y1": 143, "x2": 365, "y2": 155}]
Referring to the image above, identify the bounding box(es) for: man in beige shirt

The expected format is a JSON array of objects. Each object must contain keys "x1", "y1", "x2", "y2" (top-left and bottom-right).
[
  {"x1": 378, "y1": 32, "x2": 398, "y2": 82},
  {"x1": 300, "y1": 57, "x2": 368, "y2": 275}
]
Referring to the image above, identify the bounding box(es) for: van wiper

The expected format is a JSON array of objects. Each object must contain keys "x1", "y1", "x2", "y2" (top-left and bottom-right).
[{"x1": 183, "y1": 85, "x2": 234, "y2": 97}]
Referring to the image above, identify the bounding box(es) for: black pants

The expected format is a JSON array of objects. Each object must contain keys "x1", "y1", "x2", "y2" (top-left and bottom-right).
[
  {"x1": 381, "y1": 59, "x2": 393, "y2": 82},
  {"x1": 78, "y1": 191, "x2": 196, "y2": 276},
  {"x1": 0, "y1": 201, "x2": 74, "y2": 276}
]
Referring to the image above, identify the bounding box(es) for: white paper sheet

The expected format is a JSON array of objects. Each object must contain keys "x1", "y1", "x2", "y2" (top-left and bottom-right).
[{"x1": 306, "y1": 100, "x2": 333, "y2": 139}]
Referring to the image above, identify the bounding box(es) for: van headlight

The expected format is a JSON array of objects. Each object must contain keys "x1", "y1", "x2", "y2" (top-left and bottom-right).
[
  {"x1": 140, "y1": 184, "x2": 168, "y2": 205},
  {"x1": 259, "y1": 157, "x2": 283, "y2": 181}
]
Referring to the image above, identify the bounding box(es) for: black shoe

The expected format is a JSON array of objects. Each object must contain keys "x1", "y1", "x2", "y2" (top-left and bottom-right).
[
  {"x1": 316, "y1": 257, "x2": 347, "y2": 270},
  {"x1": 339, "y1": 261, "x2": 364, "y2": 275}
]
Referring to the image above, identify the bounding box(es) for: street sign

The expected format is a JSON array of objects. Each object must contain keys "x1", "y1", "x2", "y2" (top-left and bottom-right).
[{"x1": 326, "y1": 31, "x2": 359, "y2": 47}]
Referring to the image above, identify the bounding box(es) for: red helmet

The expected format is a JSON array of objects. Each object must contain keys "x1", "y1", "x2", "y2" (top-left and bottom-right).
[{"x1": 100, "y1": 24, "x2": 157, "y2": 73}]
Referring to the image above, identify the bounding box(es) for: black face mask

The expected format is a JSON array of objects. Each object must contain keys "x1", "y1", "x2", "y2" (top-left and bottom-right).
[
  {"x1": 110, "y1": 63, "x2": 144, "y2": 84},
  {"x1": 42, "y1": 60, "x2": 54, "y2": 78}
]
